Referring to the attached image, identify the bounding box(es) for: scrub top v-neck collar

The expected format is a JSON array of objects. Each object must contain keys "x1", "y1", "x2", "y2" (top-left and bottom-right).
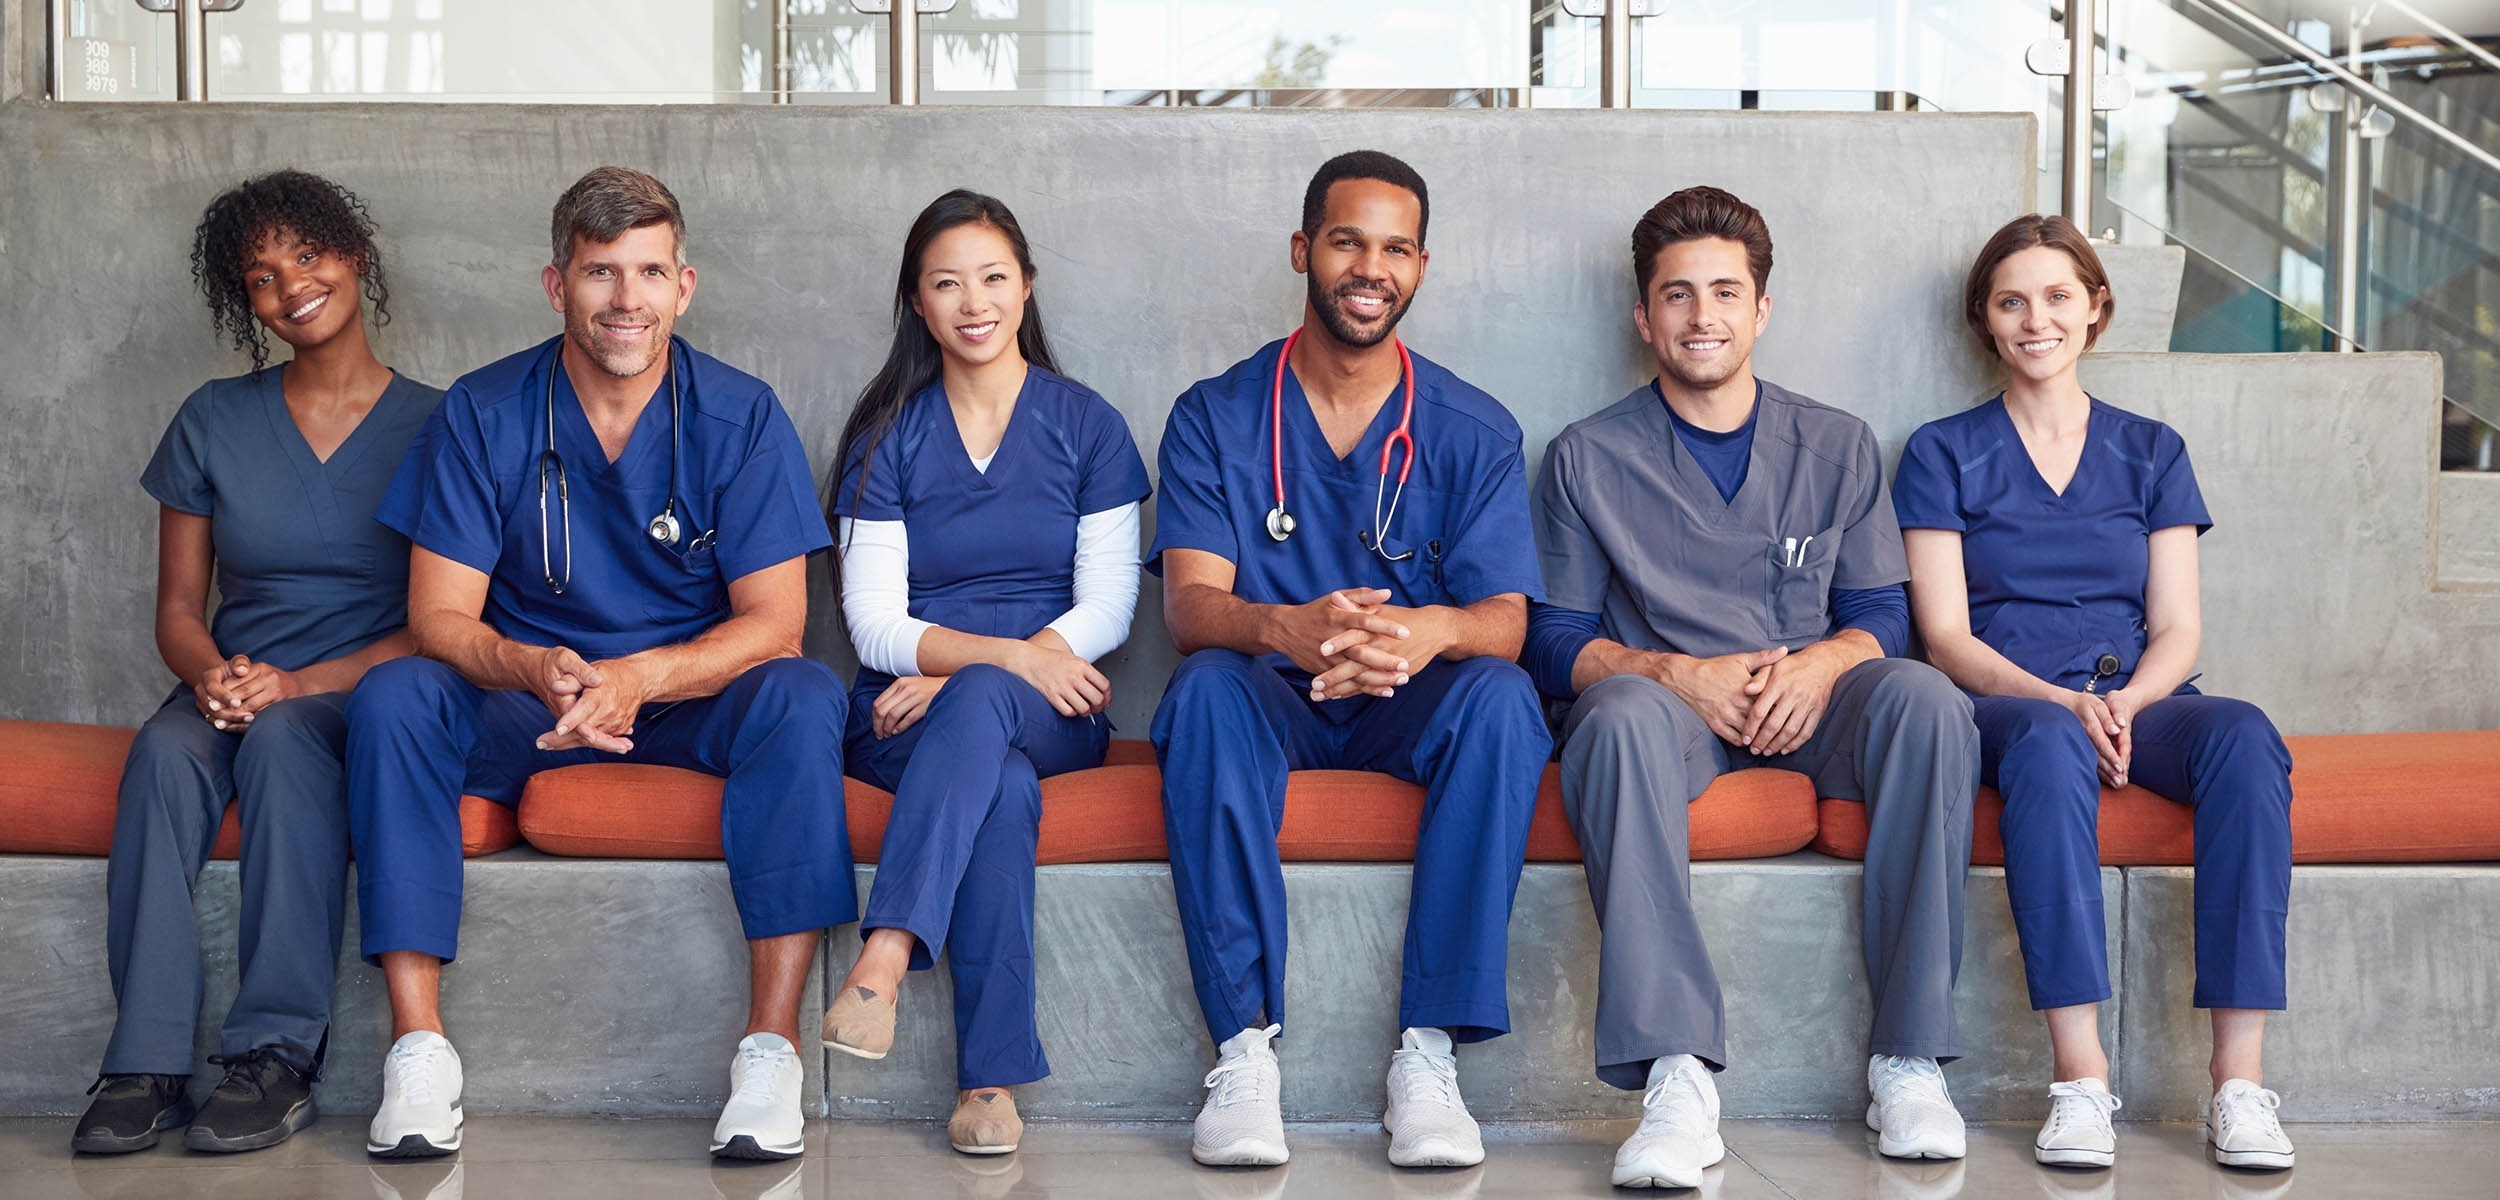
[
  {"x1": 258, "y1": 367, "x2": 412, "y2": 553},
  {"x1": 1279, "y1": 362, "x2": 1408, "y2": 478},
  {"x1": 932, "y1": 374, "x2": 1033, "y2": 493},
  {"x1": 1987, "y1": 393, "x2": 2101, "y2": 506},
  {"x1": 1650, "y1": 378, "x2": 1781, "y2": 530},
  {"x1": 550, "y1": 358, "x2": 673, "y2": 479}
]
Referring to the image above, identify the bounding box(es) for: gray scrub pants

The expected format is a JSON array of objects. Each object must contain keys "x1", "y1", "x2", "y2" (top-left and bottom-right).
[
  {"x1": 100, "y1": 688, "x2": 350, "y2": 1076},
  {"x1": 1559, "y1": 658, "x2": 1977, "y2": 1089}
]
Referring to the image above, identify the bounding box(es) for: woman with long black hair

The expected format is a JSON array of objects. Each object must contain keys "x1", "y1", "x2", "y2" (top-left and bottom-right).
[
  {"x1": 75, "y1": 170, "x2": 440, "y2": 1156},
  {"x1": 820, "y1": 189, "x2": 1148, "y2": 1154}
]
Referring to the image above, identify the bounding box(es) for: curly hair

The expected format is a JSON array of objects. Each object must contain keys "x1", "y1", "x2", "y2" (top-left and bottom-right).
[{"x1": 189, "y1": 169, "x2": 392, "y2": 370}]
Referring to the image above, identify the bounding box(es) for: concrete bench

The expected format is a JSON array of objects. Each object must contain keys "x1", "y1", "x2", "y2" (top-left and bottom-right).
[{"x1": 3, "y1": 720, "x2": 2494, "y2": 1124}]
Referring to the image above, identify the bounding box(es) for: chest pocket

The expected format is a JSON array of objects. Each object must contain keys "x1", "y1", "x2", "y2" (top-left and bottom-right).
[
  {"x1": 1764, "y1": 525, "x2": 1841, "y2": 643},
  {"x1": 643, "y1": 486, "x2": 728, "y2": 620}
]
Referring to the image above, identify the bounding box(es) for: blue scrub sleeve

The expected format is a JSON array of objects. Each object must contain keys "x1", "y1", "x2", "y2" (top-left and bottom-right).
[
  {"x1": 1075, "y1": 398, "x2": 1153, "y2": 514},
  {"x1": 1829, "y1": 423, "x2": 1910, "y2": 590},
  {"x1": 714, "y1": 393, "x2": 837, "y2": 582},
  {"x1": 1524, "y1": 603, "x2": 1601, "y2": 699},
  {"x1": 1145, "y1": 388, "x2": 1238, "y2": 574},
  {"x1": 374, "y1": 388, "x2": 505, "y2": 574},
  {"x1": 140, "y1": 384, "x2": 216, "y2": 516},
  {"x1": 1829, "y1": 584, "x2": 1909, "y2": 659},
  {"x1": 1889, "y1": 424, "x2": 1965, "y2": 532},
  {"x1": 1533, "y1": 437, "x2": 1614, "y2": 615},
  {"x1": 1440, "y1": 440, "x2": 1547, "y2": 605},
  {"x1": 2145, "y1": 426, "x2": 2213, "y2": 534},
  {"x1": 830, "y1": 418, "x2": 908, "y2": 522}
]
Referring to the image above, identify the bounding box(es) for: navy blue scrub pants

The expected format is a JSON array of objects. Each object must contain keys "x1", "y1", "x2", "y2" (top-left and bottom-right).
[
  {"x1": 102, "y1": 688, "x2": 349, "y2": 1076},
  {"x1": 1150, "y1": 650, "x2": 1550, "y2": 1046},
  {"x1": 344, "y1": 656, "x2": 856, "y2": 964},
  {"x1": 1976, "y1": 690, "x2": 2292, "y2": 1011},
  {"x1": 844, "y1": 664, "x2": 1110, "y2": 1090}
]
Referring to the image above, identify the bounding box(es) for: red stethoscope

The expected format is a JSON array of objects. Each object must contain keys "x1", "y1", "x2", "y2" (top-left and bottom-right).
[{"x1": 1264, "y1": 328, "x2": 1418, "y2": 562}]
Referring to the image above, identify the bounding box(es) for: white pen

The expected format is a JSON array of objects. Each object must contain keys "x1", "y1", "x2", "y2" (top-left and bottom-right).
[{"x1": 1782, "y1": 537, "x2": 1797, "y2": 566}]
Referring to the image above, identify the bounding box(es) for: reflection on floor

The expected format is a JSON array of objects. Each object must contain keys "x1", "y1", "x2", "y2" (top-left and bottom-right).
[{"x1": 7, "y1": 1117, "x2": 2497, "y2": 1199}]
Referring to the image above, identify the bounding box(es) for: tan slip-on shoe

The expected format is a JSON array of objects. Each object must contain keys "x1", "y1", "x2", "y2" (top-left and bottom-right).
[
  {"x1": 948, "y1": 1088, "x2": 1022, "y2": 1155},
  {"x1": 819, "y1": 985, "x2": 897, "y2": 1060}
]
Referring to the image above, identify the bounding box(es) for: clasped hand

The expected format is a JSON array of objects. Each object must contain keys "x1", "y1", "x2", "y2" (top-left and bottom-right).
[
  {"x1": 193, "y1": 654, "x2": 305, "y2": 732},
  {"x1": 1286, "y1": 587, "x2": 1450, "y2": 702},
  {"x1": 1667, "y1": 644, "x2": 1847, "y2": 756},
  {"x1": 531, "y1": 646, "x2": 650, "y2": 755},
  {"x1": 2064, "y1": 687, "x2": 2143, "y2": 788},
  {"x1": 870, "y1": 641, "x2": 1110, "y2": 741}
]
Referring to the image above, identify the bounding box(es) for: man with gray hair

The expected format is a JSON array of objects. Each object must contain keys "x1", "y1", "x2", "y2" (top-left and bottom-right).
[{"x1": 344, "y1": 166, "x2": 854, "y2": 1161}]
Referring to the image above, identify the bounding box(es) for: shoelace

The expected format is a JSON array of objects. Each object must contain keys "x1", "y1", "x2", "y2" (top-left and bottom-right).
[
  {"x1": 730, "y1": 1044, "x2": 793, "y2": 1104},
  {"x1": 1872, "y1": 1056, "x2": 1953, "y2": 1110},
  {"x1": 1389, "y1": 1046, "x2": 1464, "y2": 1111},
  {"x1": 386, "y1": 1042, "x2": 446, "y2": 1108},
  {"x1": 1202, "y1": 1031, "x2": 1281, "y2": 1109},
  {"x1": 204, "y1": 1049, "x2": 295, "y2": 1100},
  {"x1": 1636, "y1": 1064, "x2": 1712, "y2": 1137},
  {"x1": 2214, "y1": 1085, "x2": 2284, "y2": 1139},
  {"x1": 2042, "y1": 1081, "x2": 2123, "y2": 1137}
]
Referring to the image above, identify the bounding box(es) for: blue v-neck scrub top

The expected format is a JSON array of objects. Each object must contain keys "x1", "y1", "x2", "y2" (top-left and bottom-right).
[
  {"x1": 142, "y1": 368, "x2": 443, "y2": 669},
  {"x1": 376, "y1": 335, "x2": 832, "y2": 657},
  {"x1": 1148, "y1": 338, "x2": 1546, "y2": 635},
  {"x1": 831, "y1": 367, "x2": 1150, "y2": 687},
  {"x1": 1891, "y1": 395, "x2": 2211, "y2": 691}
]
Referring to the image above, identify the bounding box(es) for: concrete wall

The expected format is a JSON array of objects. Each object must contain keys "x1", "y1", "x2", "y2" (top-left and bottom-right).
[{"x1": 0, "y1": 96, "x2": 2492, "y2": 734}]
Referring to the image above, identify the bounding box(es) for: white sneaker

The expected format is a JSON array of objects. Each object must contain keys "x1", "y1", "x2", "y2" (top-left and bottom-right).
[
  {"x1": 1192, "y1": 1025, "x2": 1288, "y2": 1167},
  {"x1": 1382, "y1": 1027, "x2": 1483, "y2": 1168},
  {"x1": 2034, "y1": 1077, "x2": 2121, "y2": 1167},
  {"x1": 369, "y1": 1031, "x2": 463, "y2": 1158},
  {"x1": 1866, "y1": 1055, "x2": 1966, "y2": 1160},
  {"x1": 2206, "y1": 1079, "x2": 2294, "y2": 1170},
  {"x1": 711, "y1": 1033, "x2": 805, "y2": 1160},
  {"x1": 1612, "y1": 1054, "x2": 1725, "y2": 1189}
]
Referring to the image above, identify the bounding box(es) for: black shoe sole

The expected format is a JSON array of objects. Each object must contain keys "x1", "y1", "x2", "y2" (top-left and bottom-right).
[
  {"x1": 369, "y1": 1133, "x2": 460, "y2": 1159},
  {"x1": 712, "y1": 1134, "x2": 802, "y2": 1161},
  {"x1": 184, "y1": 1097, "x2": 316, "y2": 1153},
  {"x1": 71, "y1": 1099, "x2": 197, "y2": 1155}
]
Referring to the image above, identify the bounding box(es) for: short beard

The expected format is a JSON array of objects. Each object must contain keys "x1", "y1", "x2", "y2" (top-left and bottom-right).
[
  {"x1": 1306, "y1": 272, "x2": 1411, "y2": 349},
  {"x1": 566, "y1": 307, "x2": 670, "y2": 378},
  {"x1": 1659, "y1": 351, "x2": 1746, "y2": 394}
]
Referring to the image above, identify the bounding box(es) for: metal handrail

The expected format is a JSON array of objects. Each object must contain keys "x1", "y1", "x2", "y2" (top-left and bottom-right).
[
  {"x1": 2183, "y1": 0, "x2": 2500, "y2": 179},
  {"x1": 2376, "y1": 0, "x2": 2500, "y2": 78}
]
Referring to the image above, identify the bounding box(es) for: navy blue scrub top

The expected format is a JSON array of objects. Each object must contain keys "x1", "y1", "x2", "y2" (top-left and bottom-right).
[
  {"x1": 1891, "y1": 395, "x2": 2211, "y2": 691},
  {"x1": 376, "y1": 335, "x2": 832, "y2": 662},
  {"x1": 142, "y1": 368, "x2": 442, "y2": 672},
  {"x1": 1535, "y1": 380, "x2": 1907, "y2": 660},
  {"x1": 1149, "y1": 338, "x2": 1544, "y2": 648},
  {"x1": 832, "y1": 367, "x2": 1150, "y2": 684}
]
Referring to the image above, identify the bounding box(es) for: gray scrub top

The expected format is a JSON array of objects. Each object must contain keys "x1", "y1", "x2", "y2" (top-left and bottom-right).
[
  {"x1": 1534, "y1": 379, "x2": 1907, "y2": 659},
  {"x1": 141, "y1": 368, "x2": 444, "y2": 672}
]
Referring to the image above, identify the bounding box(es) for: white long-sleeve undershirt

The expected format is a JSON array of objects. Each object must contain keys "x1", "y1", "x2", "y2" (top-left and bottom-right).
[{"x1": 837, "y1": 503, "x2": 1142, "y2": 677}]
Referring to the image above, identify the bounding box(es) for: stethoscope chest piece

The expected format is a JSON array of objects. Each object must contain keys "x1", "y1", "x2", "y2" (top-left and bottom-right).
[
  {"x1": 648, "y1": 508, "x2": 682, "y2": 548},
  {"x1": 1265, "y1": 506, "x2": 1296, "y2": 543}
]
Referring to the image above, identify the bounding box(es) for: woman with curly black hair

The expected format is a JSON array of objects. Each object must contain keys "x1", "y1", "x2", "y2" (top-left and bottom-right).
[{"x1": 72, "y1": 169, "x2": 443, "y2": 1157}]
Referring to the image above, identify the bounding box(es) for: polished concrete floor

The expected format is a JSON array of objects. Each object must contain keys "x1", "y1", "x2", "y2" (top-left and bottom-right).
[{"x1": 6, "y1": 1118, "x2": 2494, "y2": 1199}]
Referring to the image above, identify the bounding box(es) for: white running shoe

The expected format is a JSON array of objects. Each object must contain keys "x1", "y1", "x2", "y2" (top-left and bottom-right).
[
  {"x1": 2034, "y1": 1077, "x2": 2121, "y2": 1167},
  {"x1": 1612, "y1": 1054, "x2": 1725, "y2": 1189},
  {"x1": 1865, "y1": 1055, "x2": 1966, "y2": 1160},
  {"x1": 368, "y1": 1031, "x2": 463, "y2": 1158},
  {"x1": 711, "y1": 1033, "x2": 806, "y2": 1160},
  {"x1": 1381, "y1": 1027, "x2": 1483, "y2": 1168},
  {"x1": 1192, "y1": 1025, "x2": 1288, "y2": 1167},
  {"x1": 2207, "y1": 1079, "x2": 2295, "y2": 1170}
]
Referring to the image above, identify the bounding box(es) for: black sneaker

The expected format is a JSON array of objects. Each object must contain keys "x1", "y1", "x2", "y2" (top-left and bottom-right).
[
  {"x1": 71, "y1": 1073, "x2": 193, "y2": 1154},
  {"x1": 183, "y1": 1047, "x2": 318, "y2": 1153}
]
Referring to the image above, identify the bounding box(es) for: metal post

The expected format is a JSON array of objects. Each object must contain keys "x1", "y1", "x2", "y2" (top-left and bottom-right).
[
  {"x1": 175, "y1": 0, "x2": 206, "y2": 100},
  {"x1": 2061, "y1": 0, "x2": 2097, "y2": 225},
  {"x1": 772, "y1": 0, "x2": 792, "y2": 103},
  {"x1": 1599, "y1": 0, "x2": 1630, "y2": 108},
  {"x1": 49, "y1": 0, "x2": 69, "y2": 100},
  {"x1": 888, "y1": 0, "x2": 919, "y2": 105},
  {"x1": 2330, "y1": 8, "x2": 2365, "y2": 351}
]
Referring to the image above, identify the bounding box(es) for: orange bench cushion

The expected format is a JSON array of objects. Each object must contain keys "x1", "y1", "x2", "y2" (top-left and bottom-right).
[
  {"x1": 1809, "y1": 731, "x2": 2500, "y2": 865},
  {"x1": 516, "y1": 740, "x2": 1821, "y2": 863},
  {"x1": 0, "y1": 718, "x2": 519, "y2": 857}
]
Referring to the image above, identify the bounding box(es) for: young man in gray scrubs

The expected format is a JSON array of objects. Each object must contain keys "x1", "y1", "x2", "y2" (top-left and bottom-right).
[{"x1": 1524, "y1": 186, "x2": 1980, "y2": 1188}]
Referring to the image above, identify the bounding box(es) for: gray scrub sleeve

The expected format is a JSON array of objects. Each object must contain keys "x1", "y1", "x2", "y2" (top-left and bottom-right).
[
  {"x1": 1829, "y1": 422, "x2": 1909, "y2": 591},
  {"x1": 1534, "y1": 436, "x2": 1613, "y2": 613}
]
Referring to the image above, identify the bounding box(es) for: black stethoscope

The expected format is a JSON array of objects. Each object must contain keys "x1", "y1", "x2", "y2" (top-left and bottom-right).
[
  {"x1": 1264, "y1": 328, "x2": 1419, "y2": 562},
  {"x1": 537, "y1": 341, "x2": 699, "y2": 594}
]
